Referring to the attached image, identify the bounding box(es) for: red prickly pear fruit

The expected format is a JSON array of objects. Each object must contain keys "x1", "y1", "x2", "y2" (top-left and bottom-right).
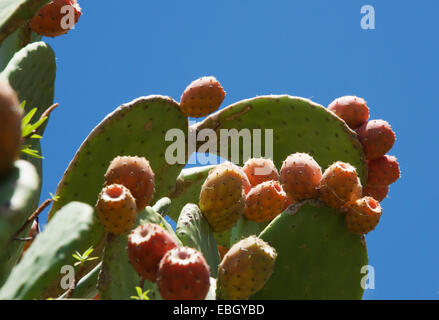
[
  {"x1": 367, "y1": 155, "x2": 400, "y2": 186},
  {"x1": 243, "y1": 158, "x2": 280, "y2": 188},
  {"x1": 283, "y1": 196, "x2": 295, "y2": 210},
  {"x1": 280, "y1": 153, "x2": 322, "y2": 201},
  {"x1": 105, "y1": 156, "x2": 155, "y2": 211},
  {"x1": 157, "y1": 247, "x2": 210, "y2": 300},
  {"x1": 356, "y1": 120, "x2": 396, "y2": 160},
  {"x1": 328, "y1": 96, "x2": 370, "y2": 130},
  {"x1": 363, "y1": 184, "x2": 389, "y2": 202},
  {"x1": 96, "y1": 184, "x2": 138, "y2": 235},
  {"x1": 345, "y1": 196, "x2": 382, "y2": 234},
  {"x1": 179, "y1": 76, "x2": 226, "y2": 118},
  {"x1": 319, "y1": 162, "x2": 363, "y2": 210},
  {"x1": 219, "y1": 162, "x2": 251, "y2": 194},
  {"x1": 127, "y1": 223, "x2": 178, "y2": 282},
  {"x1": 0, "y1": 80, "x2": 22, "y2": 178},
  {"x1": 244, "y1": 180, "x2": 288, "y2": 222},
  {"x1": 29, "y1": 0, "x2": 82, "y2": 38},
  {"x1": 199, "y1": 165, "x2": 245, "y2": 233},
  {"x1": 217, "y1": 236, "x2": 277, "y2": 300},
  {"x1": 217, "y1": 245, "x2": 228, "y2": 261}
]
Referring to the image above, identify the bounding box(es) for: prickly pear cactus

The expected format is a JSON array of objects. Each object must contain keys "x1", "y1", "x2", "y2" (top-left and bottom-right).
[
  {"x1": 0, "y1": 202, "x2": 104, "y2": 300},
  {"x1": 251, "y1": 200, "x2": 368, "y2": 299},
  {"x1": 0, "y1": 160, "x2": 39, "y2": 286}
]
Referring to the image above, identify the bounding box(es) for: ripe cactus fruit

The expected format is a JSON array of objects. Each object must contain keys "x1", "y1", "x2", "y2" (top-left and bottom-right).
[
  {"x1": 219, "y1": 161, "x2": 251, "y2": 194},
  {"x1": 199, "y1": 165, "x2": 245, "y2": 233},
  {"x1": 367, "y1": 155, "x2": 400, "y2": 186},
  {"x1": 127, "y1": 223, "x2": 178, "y2": 282},
  {"x1": 356, "y1": 120, "x2": 396, "y2": 160},
  {"x1": 0, "y1": 80, "x2": 22, "y2": 178},
  {"x1": 319, "y1": 162, "x2": 362, "y2": 210},
  {"x1": 328, "y1": 96, "x2": 369, "y2": 130},
  {"x1": 179, "y1": 76, "x2": 226, "y2": 117},
  {"x1": 280, "y1": 153, "x2": 322, "y2": 201},
  {"x1": 244, "y1": 181, "x2": 288, "y2": 222},
  {"x1": 243, "y1": 158, "x2": 280, "y2": 188},
  {"x1": 29, "y1": 0, "x2": 82, "y2": 38},
  {"x1": 363, "y1": 184, "x2": 389, "y2": 202},
  {"x1": 345, "y1": 196, "x2": 382, "y2": 234},
  {"x1": 217, "y1": 236, "x2": 277, "y2": 300},
  {"x1": 157, "y1": 247, "x2": 210, "y2": 300},
  {"x1": 96, "y1": 184, "x2": 137, "y2": 235},
  {"x1": 104, "y1": 156, "x2": 155, "y2": 211}
]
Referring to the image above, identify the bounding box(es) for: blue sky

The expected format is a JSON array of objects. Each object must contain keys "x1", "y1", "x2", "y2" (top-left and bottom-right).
[{"x1": 34, "y1": 1, "x2": 438, "y2": 299}]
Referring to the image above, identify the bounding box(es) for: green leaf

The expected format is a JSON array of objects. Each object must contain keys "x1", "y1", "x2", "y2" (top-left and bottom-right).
[
  {"x1": 72, "y1": 254, "x2": 82, "y2": 261},
  {"x1": 20, "y1": 147, "x2": 43, "y2": 159},
  {"x1": 30, "y1": 134, "x2": 42, "y2": 139},
  {"x1": 23, "y1": 116, "x2": 47, "y2": 137},
  {"x1": 21, "y1": 107, "x2": 37, "y2": 129},
  {"x1": 82, "y1": 246, "x2": 94, "y2": 259},
  {"x1": 19, "y1": 101, "x2": 26, "y2": 111}
]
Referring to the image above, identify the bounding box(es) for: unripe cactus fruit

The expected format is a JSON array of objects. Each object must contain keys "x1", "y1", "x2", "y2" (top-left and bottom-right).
[
  {"x1": 217, "y1": 236, "x2": 277, "y2": 300},
  {"x1": 328, "y1": 96, "x2": 369, "y2": 130},
  {"x1": 356, "y1": 120, "x2": 396, "y2": 160},
  {"x1": 345, "y1": 196, "x2": 382, "y2": 234},
  {"x1": 244, "y1": 180, "x2": 287, "y2": 222},
  {"x1": 280, "y1": 153, "x2": 322, "y2": 201},
  {"x1": 96, "y1": 184, "x2": 137, "y2": 235},
  {"x1": 366, "y1": 155, "x2": 400, "y2": 186},
  {"x1": 105, "y1": 156, "x2": 155, "y2": 211},
  {"x1": 29, "y1": 0, "x2": 82, "y2": 38},
  {"x1": 127, "y1": 223, "x2": 178, "y2": 282},
  {"x1": 319, "y1": 162, "x2": 362, "y2": 210},
  {"x1": 363, "y1": 184, "x2": 389, "y2": 202},
  {"x1": 243, "y1": 158, "x2": 280, "y2": 188},
  {"x1": 157, "y1": 247, "x2": 211, "y2": 300},
  {"x1": 0, "y1": 80, "x2": 22, "y2": 178},
  {"x1": 219, "y1": 161, "x2": 251, "y2": 194},
  {"x1": 179, "y1": 76, "x2": 226, "y2": 118},
  {"x1": 199, "y1": 165, "x2": 245, "y2": 233}
]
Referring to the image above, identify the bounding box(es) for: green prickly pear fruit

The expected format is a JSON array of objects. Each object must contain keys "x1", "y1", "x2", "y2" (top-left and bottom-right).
[
  {"x1": 0, "y1": 80, "x2": 22, "y2": 178},
  {"x1": 199, "y1": 165, "x2": 245, "y2": 233},
  {"x1": 363, "y1": 184, "x2": 389, "y2": 202},
  {"x1": 179, "y1": 76, "x2": 226, "y2": 118},
  {"x1": 328, "y1": 96, "x2": 369, "y2": 130},
  {"x1": 366, "y1": 155, "x2": 400, "y2": 186},
  {"x1": 216, "y1": 236, "x2": 277, "y2": 300},
  {"x1": 29, "y1": 0, "x2": 82, "y2": 38},
  {"x1": 319, "y1": 161, "x2": 362, "y2": 211},
  {"x1": 345, "y1": 196, "x2": 382, "y2": 234},
  {"x1": 105, "y1": 156, "x2": 155, "y2": 211},
  {"x1": 157, "y1": 247, "x2": 211, "y2": 300},
  {"x1": 96, "y1": 184, "x2": 138, "y2": 235},
  {"x1": 244, "y1": 180, "x2": 287, "y2": 222},
  {"x1": 356, "y1": 120, "x2": 396, "y2": 160},
  {"x1": 243, "y1": 158, "x2": 280, "y2": 188},
  {"x1": 280, "y1": 153, "x2": 322, "y2": 201},
  {"x1": 127, "y1": 223, "x2": 178, "y2": 282}
]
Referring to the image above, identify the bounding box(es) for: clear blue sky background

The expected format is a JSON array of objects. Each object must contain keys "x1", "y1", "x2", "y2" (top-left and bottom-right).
[{"x1": 34, "y1": 1, "x2": 437, "y2": 299}]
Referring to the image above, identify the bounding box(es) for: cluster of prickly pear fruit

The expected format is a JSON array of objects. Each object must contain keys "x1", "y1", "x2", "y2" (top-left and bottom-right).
[
  {"x1": 328, "y1": 96, "x2": 400, "y2": 202},
  {"x1": 0, "y1": 0, "x2": 401, "y2": 300}
]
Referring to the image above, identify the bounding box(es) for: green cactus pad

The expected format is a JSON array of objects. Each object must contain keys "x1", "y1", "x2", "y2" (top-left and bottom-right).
[
  {"x1": 0, "y1": 202, "x2": 104, "y2": 300},
  {"x1": 176, "y1": 203, "x2": 220, "y2": 277},
  {"x1": 251, "y1": 200, "x2": 368, "y2": 300},
  {"x1": 0, "y1": 0, "x2": 49, "y2": 46},
  {"x1": 192, "y1": 95, "x2": 367, "y2": 183},
  {"x1": 58, "y1": 262, "x2": 101, "y2": 300},
  {"x1": 168, "y1": 165, "x2": 214, "y2": 221},
  {"x1": 0, "y1": 160, "x2": 39, "y2": 286},
  {"x1": 230, "y1": 216, "x2": 267, "y2": 247},
  {"x1": 1, "y1": 41, "x2": 56, "y2": 180},
  {"x1": 49, "y1": 96, "x2": 187, "y2": 220},
  {"x1": 0, "y1": 29, "x2": 42, "y2": 71},
  {"x1": 98, "y1": 206, "x2": 181, "y2": 300}
]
